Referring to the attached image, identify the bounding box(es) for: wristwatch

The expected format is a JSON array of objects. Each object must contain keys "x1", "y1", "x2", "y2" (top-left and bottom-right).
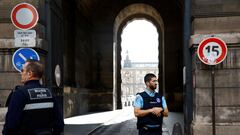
[{"x1": 161, "y1": 109, "x2": 164, "y2": 113}]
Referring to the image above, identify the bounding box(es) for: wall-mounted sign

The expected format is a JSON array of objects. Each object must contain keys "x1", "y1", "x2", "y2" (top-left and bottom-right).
[
  {"x1": 197, "y1": 37, "x2": 227, "y2": 65},
  {"x1": 11, "y1": 3, "x2": 39, "y2": 30},
  {"x1": 55, "y1": 65, "x2": 61, "y2": 87},
  {"x1": 12, "y1": 48, "x2": 40, "y2": 72}
]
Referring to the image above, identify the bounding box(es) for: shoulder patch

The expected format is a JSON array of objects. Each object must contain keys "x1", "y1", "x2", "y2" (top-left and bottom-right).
[
  {"x1": 156, "y1": 98, "x2": 161, "y2": 103},
  {"x1": 28, "y1": 88, "x2": 52, "y2": 100}
]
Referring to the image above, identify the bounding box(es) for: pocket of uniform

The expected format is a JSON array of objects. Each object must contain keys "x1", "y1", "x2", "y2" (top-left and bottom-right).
[{"x1": 33, "y1": 128, "x2": 53, "y2": 135}]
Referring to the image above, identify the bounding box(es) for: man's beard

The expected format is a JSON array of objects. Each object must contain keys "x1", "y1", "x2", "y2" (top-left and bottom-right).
[
  {"x1": 21, "y1": 76, "x2": 29, "y2": 84},
  {"x1": 149, "y1": 85, "x2": 157, "y2": 90}
]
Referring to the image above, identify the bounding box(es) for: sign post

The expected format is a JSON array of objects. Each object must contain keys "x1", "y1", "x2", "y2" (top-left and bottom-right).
[
  {"x1": 210, "y1": 65, "x2": 215, "y2": 135},
  {"x1": 197, "y1": 37, "x2": 227, "y2": 135}
]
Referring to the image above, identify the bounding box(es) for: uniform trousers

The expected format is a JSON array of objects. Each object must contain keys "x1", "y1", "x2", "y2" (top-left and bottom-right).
[{"x1": 139, "y1": 127, "x2": 162, "y2": 135}]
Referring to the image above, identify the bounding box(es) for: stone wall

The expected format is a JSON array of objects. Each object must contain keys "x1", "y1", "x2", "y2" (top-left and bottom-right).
[
  {"x1": 191, "y1": 0, "x2": 240, "y2": 134},
  {"x1": 192, "y1": 0, "x2": 240, "y2": 17},
  {"x1": 0, "y1": 0, "x2": 47, "y2": 122},
  {"x1": 64, "y1": 87, "x2": 113, "y2": 118},
  {"x1": 64, "y1": 87, "x2": 89, "y2": 117},
  {"x1": 191, "y1": 34, "x2": 240, "y2": 135}
]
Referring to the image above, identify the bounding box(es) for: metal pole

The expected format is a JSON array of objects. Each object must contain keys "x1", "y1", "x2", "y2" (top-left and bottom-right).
[
  {"x1": 45, "y1": 0, "x2": 52, "y2": 87},
  {"x1": 211, "y1": 65, "x2": 216, "y2": 135},
  {"x1": 183, "y1": 0, "x2": 192, "y2": 134}
]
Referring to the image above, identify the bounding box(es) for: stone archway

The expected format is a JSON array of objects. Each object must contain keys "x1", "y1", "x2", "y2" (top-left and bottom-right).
[{"x1": 113, "y1": 3, "x2": 165, "y2": 109}]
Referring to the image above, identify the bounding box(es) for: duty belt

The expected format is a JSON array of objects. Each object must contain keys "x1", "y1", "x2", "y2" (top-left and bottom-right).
[{"x1": 142, "y1": 125, "x2": 161, "y2": 131}]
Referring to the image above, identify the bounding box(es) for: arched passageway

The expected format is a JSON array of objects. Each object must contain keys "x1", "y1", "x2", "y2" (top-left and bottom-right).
[
  {"x1": 2, "y1": 1, "x2": 240, "y2": 135},
  {"x1": 114, "y1": 3, "x2": 183, "y2": 112},
  {"x1": 61, "y1": 1, "x2": 183, "y2": 116},
  {"x1": 113, "y1": 4, "x2": 165, "y2": 109},
  {"x1": 120, "y1": 19, "x2": 159, "y2": 108}
]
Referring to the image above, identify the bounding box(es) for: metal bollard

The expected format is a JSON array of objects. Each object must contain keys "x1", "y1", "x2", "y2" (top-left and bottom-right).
[{"x1": 172, "y1": 122, "x2": 183, "y2": 135}]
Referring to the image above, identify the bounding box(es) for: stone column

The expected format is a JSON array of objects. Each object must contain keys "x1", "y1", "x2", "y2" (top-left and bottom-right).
[{"x1": 0, "y1": 0, "x2": 47, "y2": 122}]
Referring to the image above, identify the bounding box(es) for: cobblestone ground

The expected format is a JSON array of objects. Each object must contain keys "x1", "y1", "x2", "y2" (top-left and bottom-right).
[
  {"x1": 64, "y1": 107, "x2": 183, "y2": 135},
  {"x1": 90, "y1": 118, "x2": 138, "y2": 135},
  {"x1": 90, "y1": 118, "x2": 171, "y2": 135},
  {"x1": 89, "y1": 107, "x2": 180, "y2": 135},
  {"x1": 0, "y1": 107, "x2": 183, "y2": 135}
]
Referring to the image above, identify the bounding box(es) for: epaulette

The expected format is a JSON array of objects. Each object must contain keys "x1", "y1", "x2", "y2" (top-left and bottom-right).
[{"x1": 13, "y1": 85, "x2": 24, "y2": 92}]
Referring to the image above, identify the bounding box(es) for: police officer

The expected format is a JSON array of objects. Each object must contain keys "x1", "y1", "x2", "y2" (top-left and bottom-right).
[
  {"x1": 2, "y1": 60, "x2": 64, "y2": 135},
  {"x1": 133, "y1": 73, "x2": 168, "y2": 135}
]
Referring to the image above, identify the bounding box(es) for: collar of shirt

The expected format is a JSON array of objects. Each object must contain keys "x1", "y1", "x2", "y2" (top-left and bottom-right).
[
  {"x1": 24, "y1": 80, "x2": 41, "y2": 86},
  {"x1": 145, "y1": 88, "x2": 156, "y2": 97}
]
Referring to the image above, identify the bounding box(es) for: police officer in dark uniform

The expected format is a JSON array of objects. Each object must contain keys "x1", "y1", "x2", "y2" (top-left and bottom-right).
[
  {"x1": 133, "y1": 73, "x2": 168, "y2": 135},
  {"x1": 2, "y1": 60, "x2": 64, "y2": 135}
]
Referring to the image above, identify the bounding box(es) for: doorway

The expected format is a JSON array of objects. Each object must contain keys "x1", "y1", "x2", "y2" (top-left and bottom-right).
[{"x1": 120, "y1": 19, "x2": 159, "y2": 108}]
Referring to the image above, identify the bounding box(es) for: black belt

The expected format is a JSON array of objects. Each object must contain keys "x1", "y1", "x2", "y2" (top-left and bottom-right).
[{"x1": 142, "y1": 125, "x2": 161, "y2": 131}]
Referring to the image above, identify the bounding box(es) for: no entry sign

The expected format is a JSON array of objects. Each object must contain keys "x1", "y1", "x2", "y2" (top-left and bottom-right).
[
  {"x1": 11, "y1": 3, "x2": 39, "y2": 30},
  {"x1": 197, "y1": 37, "x2": 227, "y2": 65}
]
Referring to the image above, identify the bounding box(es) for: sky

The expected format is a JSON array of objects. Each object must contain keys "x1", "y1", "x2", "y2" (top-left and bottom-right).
[{"x1": 121, "y1": 19, "x2": 159, "y2": 65}]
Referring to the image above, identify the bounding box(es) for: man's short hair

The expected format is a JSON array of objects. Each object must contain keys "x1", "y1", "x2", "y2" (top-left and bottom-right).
[
  {"x1": 25, "y1": 59, "x2": 44, "y2": 78},
  {"x1": 144, "y1": 73, "x2": 156, "y2": 84}
]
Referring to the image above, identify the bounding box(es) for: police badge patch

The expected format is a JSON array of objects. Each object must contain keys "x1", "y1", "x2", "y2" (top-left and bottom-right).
[
  {"x1": 156, "y1": 98, "x2": 161, "y2": 103},
  {"x1": 28, "y1": 88, "x2": 52, "y2": 100}
]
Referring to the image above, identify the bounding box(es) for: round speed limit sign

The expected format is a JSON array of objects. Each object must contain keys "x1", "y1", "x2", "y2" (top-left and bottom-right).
[{"x1": 197, "y1": 37, "x2": 227, "y2": 65}]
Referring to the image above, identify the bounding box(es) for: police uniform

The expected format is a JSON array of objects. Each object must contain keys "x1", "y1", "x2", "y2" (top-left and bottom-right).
[
  {"x1": 2, "y1": 80, "x2": 64, "y2": 135},
  {"x1": 133, "y1": 89, "x2": 167, "y2": 135}
]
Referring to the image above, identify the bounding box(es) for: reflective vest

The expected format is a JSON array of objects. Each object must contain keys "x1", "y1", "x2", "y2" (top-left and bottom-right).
[{"x1": 137, "y1": 91, "x2": 163, "y2": 129}]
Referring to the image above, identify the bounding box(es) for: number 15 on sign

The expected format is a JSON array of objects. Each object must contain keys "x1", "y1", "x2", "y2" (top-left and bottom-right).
[{"x1": 197, "y1": 37, "x2": 227, "y2": 65}]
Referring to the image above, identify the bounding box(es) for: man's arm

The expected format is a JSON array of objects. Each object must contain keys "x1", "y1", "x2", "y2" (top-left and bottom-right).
[
  {"x1": 162, "y1": 96, "x2": 169, "y2": 117},
  {"x1": 134, "y1": 107, "x2": 153, "y2": 117},
  {"x1": 133, "y1": 94, "x2": 164, "y2": 117},
  {"x1": 53, "y1": 97, "x2": 64, "y2": 135},
  {"x1": 162, "y1": 107, "x2": 169, "y2": 117},
  {"x1": 3, "y1": 90, "x2": 26, "y2": 135},
  {"x1": 134, "y1": 107, "x2": 164, "y2": 117},
  {"x1": 133, "y1": 94, "x2": 153, "y2": 117},
  {"x1": 5, "y1": 86, "x2": 21, "y2": 107}
]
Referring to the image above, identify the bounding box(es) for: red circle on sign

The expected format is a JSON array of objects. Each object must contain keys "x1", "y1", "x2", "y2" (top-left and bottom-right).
[
  {"x1": 197, "y1": 37, "x2": 227, "y2": 65},
  {"x1": 11, "y1": 3, "x2": 38, "y2": 30}
]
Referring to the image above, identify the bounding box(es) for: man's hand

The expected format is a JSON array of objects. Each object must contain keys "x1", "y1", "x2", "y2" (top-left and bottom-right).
[{"x1": 151, "y1": 107, "x2": 163, "y2": 117}]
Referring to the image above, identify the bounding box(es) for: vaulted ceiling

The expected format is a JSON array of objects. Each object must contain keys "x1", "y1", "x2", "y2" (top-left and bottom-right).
[{"x1": 74, "y1": 0, "x2": 184, "y2": 21}]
